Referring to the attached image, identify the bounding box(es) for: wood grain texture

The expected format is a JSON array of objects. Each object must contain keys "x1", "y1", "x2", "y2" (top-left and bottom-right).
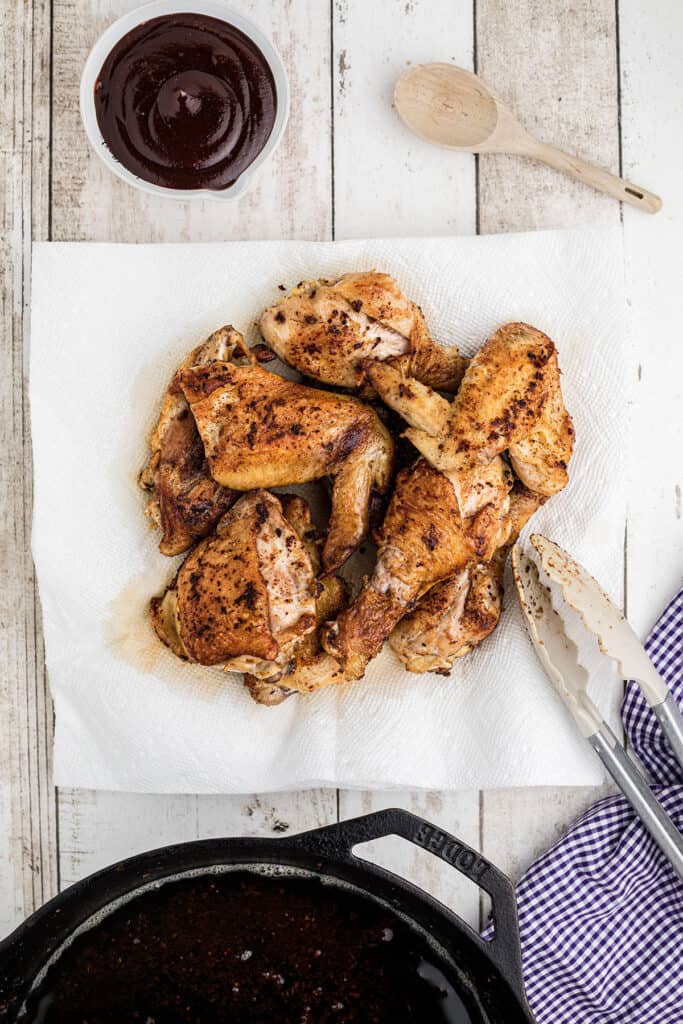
[
  {"x1": 58, "y1": 789, "x2": 336, "y2": 887},
  {"x1": 2, "y1": 0, "x2": 679, "y2": 944},
  {"x1": 50, "y1": 0, "x2": 336, "y2": 895},
  {"x1": 333, "y1": 0, "x2": 476, "y2": 238},
  {"x1": 52, "y1": 0, "x2": 332, "y2": 242},
  {"x1": 620, "y1": 0, "x2": 683, "y2": 634},
  {"x1": 0, "y1": 0, "x2": 57, "y2": 937},
  {"x1": 332, "y1": 0, "x2": 480, "y2": 930},
  {"x1": 476, "y1": 0, "x2": 621, "y2": 233},
  {"x1": 476, "y1": 0, "x2": 623, "y2": 889}
]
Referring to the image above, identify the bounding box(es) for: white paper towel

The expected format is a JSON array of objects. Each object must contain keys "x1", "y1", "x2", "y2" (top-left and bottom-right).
[{"x1": 30, "y1": 228, "x2": 628, "y2": 793}]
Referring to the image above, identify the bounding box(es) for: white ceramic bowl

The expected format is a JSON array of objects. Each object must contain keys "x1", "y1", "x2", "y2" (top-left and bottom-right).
[{"x1": 80, "y1": 0, "x2": 289, "y2": 200}]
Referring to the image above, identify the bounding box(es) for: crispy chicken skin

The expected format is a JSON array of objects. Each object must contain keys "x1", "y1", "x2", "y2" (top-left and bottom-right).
[
  {"x1": 151, "y1": 491, "x2": 349, "y2": 706},
  {"x1": 389, "y1": 484, "x2": 545, "y2": 674},
  {"x1": 365, "y1": 321, "x2": 574, "y2": 510},
  {"x1": 146, "y1": 308, "x2": 576, "y2": 694},
  {"x1": 259, "y1": 272, "x2": 466, "y2": 392},
  {"x1": 242, "y1": 495, "x2": 348, "y2": 705},
  {"x1": 508, "y1": 366, "x2": 575, "y2": 495},
  {"x1": 139, "y1": 327, "x2": 242, "y2": 555},
  {"x1": 150, "y1": 490, "x2": 317, "y2": 671},
  {"x1": 320, "y1": 457, "x2": 513, "y2": 680},
  {"x1": 179, "y1": 350, "x2": 394, "y2": 573}
]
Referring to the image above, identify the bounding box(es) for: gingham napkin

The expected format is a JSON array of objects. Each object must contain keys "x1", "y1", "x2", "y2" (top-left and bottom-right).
[{"x1": 490, "y1": 589, "x2": 683, "y2": 1024}]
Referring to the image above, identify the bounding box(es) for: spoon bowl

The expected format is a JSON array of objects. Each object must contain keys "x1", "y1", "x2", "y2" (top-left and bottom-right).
[
  {"x1": 394, "y1": 62, "x2": 662, "y2": 213},
  {"x1": 395, "y1": 64, "x2": 501, "y2": 151}
]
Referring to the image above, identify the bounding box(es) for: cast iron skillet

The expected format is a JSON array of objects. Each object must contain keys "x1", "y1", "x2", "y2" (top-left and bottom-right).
[{"x1": 0, "y1": 808, "x2": 534, "y2": 1022}]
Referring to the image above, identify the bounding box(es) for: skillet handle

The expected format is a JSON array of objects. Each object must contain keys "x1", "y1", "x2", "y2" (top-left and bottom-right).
[{"x1": 295, "y1": 808, "x2": 526, "y2": 1007}]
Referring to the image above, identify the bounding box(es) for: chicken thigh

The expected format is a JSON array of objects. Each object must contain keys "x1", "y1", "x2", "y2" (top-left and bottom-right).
[
  {"x1": 178, "y1": 339, "x2": 394, "y2": 572},
  {"x1": 151, "y1": 490, "x2": 317, "y2": 671},
  {"x1": 259, "y1": 272, "x2": 466, "y2": 392},
  {"x1": 151, "y1": 490, "x2": 349, "y2": 706}
]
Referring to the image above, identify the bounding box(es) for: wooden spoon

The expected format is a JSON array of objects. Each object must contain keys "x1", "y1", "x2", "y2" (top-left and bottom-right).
[{"x1": 395, "y1": 63, "x2": 661, "y2": 213}]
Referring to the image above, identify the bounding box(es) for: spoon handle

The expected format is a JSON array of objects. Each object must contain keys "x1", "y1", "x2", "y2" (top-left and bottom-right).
[{"x1": 525, "y1": 138, "x2": 662, "y2": 213}]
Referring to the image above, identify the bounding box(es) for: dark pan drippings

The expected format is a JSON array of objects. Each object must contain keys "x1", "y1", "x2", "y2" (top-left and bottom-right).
[{"x1": 25, "y1": 871, "x2": 476, "y2": 1023}]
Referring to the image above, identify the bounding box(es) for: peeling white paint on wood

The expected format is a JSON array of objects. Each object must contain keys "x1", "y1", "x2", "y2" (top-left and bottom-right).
[
  {"x1": 0, "y1": 0, "x2": 57, "y2": 939},
  {"x1": 1, "y1": 0, "x2": 681, "y2": 941},
  {"x1": 50, "y1": 0, "x2": 336, "y2": 916},
  {"x1": 620, "y1": 0, "x2": 683, "y2": 635},
  {"x1": 332, "y1": 0, "x2": 476, "y2": 238}
]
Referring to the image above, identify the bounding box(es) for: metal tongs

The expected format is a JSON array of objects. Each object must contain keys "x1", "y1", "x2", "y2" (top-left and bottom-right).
[{"x1": 513, "y1": 534, "x2": 683, "y2": 882}]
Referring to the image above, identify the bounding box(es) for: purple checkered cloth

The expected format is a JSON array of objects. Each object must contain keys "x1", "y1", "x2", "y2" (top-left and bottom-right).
[{"x1": 491, "y1": 588, "x2": 683, "y2": 1023}]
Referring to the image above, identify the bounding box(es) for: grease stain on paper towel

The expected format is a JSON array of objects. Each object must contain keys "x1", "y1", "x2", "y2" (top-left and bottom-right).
[
  {"x1": 106, "y1": 572, "x2": 245, "y2": 704},
  {"x1": 105, "y1": 571, "x2": 172, "y2": 676}
]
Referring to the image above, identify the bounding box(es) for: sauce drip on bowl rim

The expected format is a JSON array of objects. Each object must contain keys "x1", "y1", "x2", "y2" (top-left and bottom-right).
[{"x1": 94, "y1": 13, "x2": 277, "y2": 191}]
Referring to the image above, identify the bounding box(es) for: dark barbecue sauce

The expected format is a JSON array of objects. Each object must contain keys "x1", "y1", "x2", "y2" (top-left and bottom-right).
[
  {"x1": 94, "y1": 14, "x2": 278, "y2": 190},
  {"x1": 25, "y1": 872, "x2": 476, "y2": 1023}
]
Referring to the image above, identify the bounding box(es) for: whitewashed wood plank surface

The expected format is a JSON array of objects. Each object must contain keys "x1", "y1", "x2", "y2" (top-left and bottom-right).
[
  {"x1": 476, "y1": 0, "x2": 621, "y2": 234},
  {"x1": 52, "y1": 0, "x2": 337, "y2": 904},
  {"x1": 333, "y1": 0, "x2": 476, "y2": 239},
  {"x1": 620, "y1": 0, "x2": 683, "y2": 636},
  {"x1": 0, "y1": 0, "x2": 56, "y2": 939},
  {"x1": 476, "y1": 0, "x2": 624, "y2": 896},
  {"x1": 332, "y1": 0, "x2": 481, "y2": 928},
  {"x1": 1, "y1": 0, "x2": 680, "y2": 943}
]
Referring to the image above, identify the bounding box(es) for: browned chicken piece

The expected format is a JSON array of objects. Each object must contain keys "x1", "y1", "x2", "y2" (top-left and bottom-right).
[
  {"x1": 178, "y1": 343, "x2": 394, "y2": 573},
  {"x1": 320, "y1": 457, "x2": 513, "y2": 680},
  {"x1": 139, "y1": 327, "x2": 243, "y2": 555},
  {"x1": 390, "y1": 484, "x2": 545, "y2": 674},
  {"x1": 259, "y1": 271, "x2": 466, "y2": 392},
  {"x1": 508, "y1": 367, "x2": 575, "y2": 495},
  {"x1": 244, "y1": 573, "x2": 348, "y2": 704},
  {"x1": 151, "y1": 490, "x2": 349, "y2": 706},
  {"x1": 365, "y1": 321, "x2": 574, "y2": 511},
  {"x1": 243, "y1": 495, "x2": 348, "y2": 705},
  {"x1": 150, "y1": 490, "x2": 318, "y2": 675},
  {"x1": 390, "y1": 564, "x2": 503, "y2": 675}
]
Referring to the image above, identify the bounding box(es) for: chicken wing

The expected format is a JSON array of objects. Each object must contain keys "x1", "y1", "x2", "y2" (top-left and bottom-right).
[
  {"x1": 259, "y1": 272, "x2": 466, "y2": 392},
  {"x1": 178, "y1": 344, "x2": 394, "y2": 572},
  {"x1": 508, "y1": 366, "x2": 575, "y2": 495},
  {"x1": 139, "y1": 327, "x2": 241, "y2": 555},
  {"x1": 320, "y1": 457, "x2": 513, "y2": 680},
  {"x1": 365, "y1": 322, "x2": 574, "y2": 511},
  {"x1": 389, "y1": 483, "x2": 545, "y2": 674}
]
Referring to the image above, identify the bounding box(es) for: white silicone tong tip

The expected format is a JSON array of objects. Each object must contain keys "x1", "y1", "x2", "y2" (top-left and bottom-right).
[
  {"x1": 529, "y1": 534, "x2": 668, "y2": 706},
  {"x1": 511, "y1": 545, "x2": 602, "y2": 737}
]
